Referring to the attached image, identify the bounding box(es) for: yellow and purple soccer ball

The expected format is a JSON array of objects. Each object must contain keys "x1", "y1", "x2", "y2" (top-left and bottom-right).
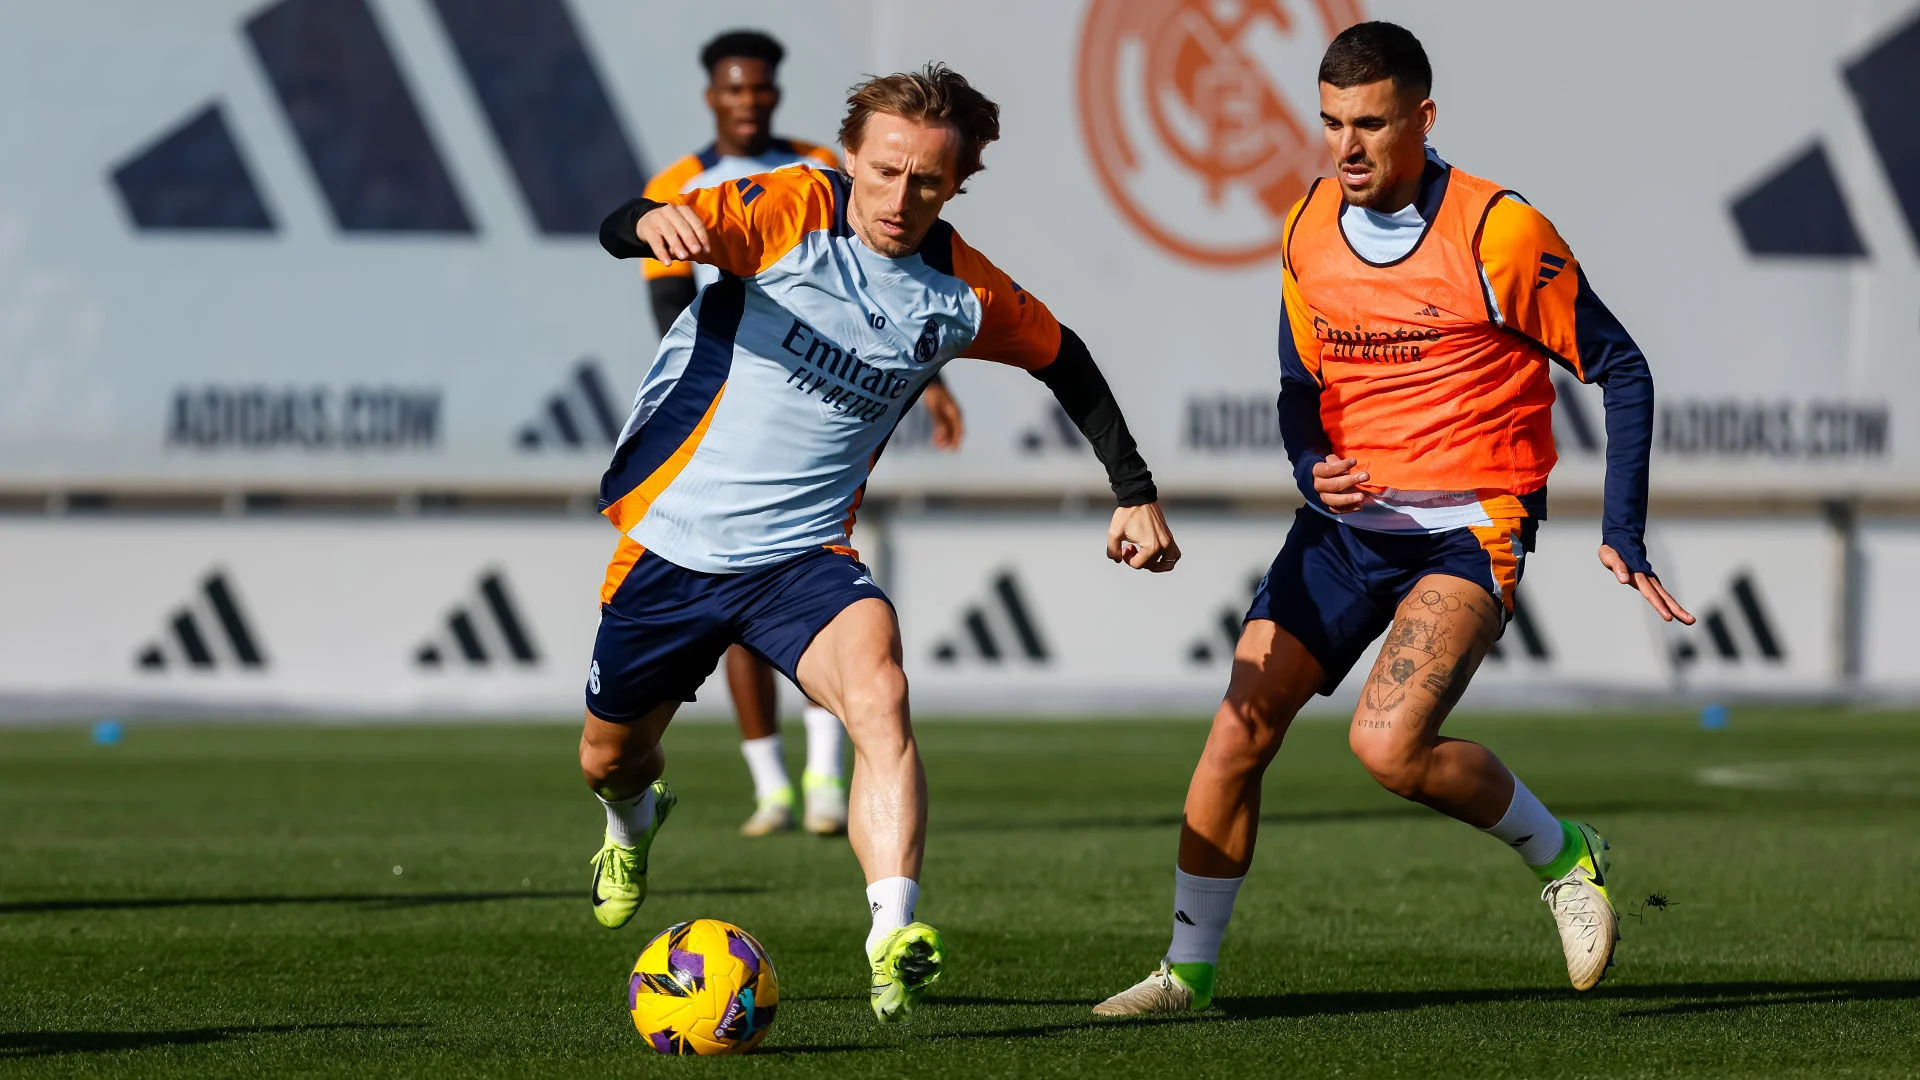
[{"x1": 628, "y1": 919, "x2": 779, "y2": 1055}]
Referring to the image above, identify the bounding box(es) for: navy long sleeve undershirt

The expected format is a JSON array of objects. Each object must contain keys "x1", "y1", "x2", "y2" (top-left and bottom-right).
[
  {"x1": 1560, "y1": 266, "x2": 1654, "y2": 576},
  {"x1": 1276, "y1": 297, "x2": 1331, "y2": 509}
]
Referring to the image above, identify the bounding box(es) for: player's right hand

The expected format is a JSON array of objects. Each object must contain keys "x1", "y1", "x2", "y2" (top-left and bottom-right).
[
  {"x1": 636, "y1": 204, "x2": 710, "y2": 266},
  {"x1": 1312, "y1": 455, "x2": 1370, "y2": 512}
]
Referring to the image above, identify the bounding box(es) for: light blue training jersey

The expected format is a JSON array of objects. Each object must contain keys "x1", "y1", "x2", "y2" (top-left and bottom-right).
[{"x1": 601, "y1": 166, "x2": 1062, "y2": 575}]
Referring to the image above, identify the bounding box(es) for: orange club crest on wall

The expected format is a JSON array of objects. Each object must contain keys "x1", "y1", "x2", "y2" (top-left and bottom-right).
[{"x1": 1077, "y1": 0, "x2": 1363, "y2": 267}]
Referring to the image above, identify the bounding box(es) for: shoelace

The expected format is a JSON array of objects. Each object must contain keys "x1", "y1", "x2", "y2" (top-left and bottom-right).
[
  {"x1": 1134, "y1": 964, "x2": 1178, "y2": 995},
  {"x1": 1542, "y1": 874, "x2": 1601, "y2": 941},
  {"x1": 593, "y1": 847, "x2": 633, "y2": 887}
]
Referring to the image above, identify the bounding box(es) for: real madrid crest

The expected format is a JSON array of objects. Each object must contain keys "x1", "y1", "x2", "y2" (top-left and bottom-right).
[
  {"x1": 914, "y1": 318, "x2": 940, "y2": 364},
  {"x1": 1076, "y1": 0, "x2": 1363, "y2": 266}
]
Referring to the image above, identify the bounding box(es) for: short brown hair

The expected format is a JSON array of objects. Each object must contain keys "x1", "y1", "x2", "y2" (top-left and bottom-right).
[{"x1": 838, "y1": 63, "x2": 1000, "y2": 192}]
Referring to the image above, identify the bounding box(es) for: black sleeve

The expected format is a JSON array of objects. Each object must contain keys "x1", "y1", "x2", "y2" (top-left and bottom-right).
[
  {"x1": 1029, "y1": 325, "x2": 1158, "y2": 506},
  {"x1": 599, "y1": 197, "x2": 665, "y2": 260},
  {"x1": 647, "y1": 276, "x2": 697, "y2": 337}
]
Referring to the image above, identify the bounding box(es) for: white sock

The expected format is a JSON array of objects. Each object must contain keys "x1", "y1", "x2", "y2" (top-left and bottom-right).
[
  {"x1": 802, "y1": 705, "x2": 844, "y2": 782},
  {"x1": 1166, "y1": 868, "x2": 1244, "y2": 966},
  {"x1": 739, "y1": 735, "x2": 790, "y2": 801},
  {"x1": 1484, "y1": 773, "x2": 1564, "y2": 868},
  {"x1": 864, "y1": 876, "x2": 919, "y2": 956},
  {"x1": 598, "y1": 785, "x2": 657, "y2": 848}
]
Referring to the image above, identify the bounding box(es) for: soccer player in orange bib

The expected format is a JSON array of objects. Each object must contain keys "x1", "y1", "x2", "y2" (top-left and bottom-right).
[
  {"x1": 582, "y1": 64, "x2": 1178, "y2": 1023},
  {"x1": 1097, "y1": 22, "x2": 1695, "y2": 1015},
  {"x1": 639, "y1": 29, "x2": 967, "y2": 842}
]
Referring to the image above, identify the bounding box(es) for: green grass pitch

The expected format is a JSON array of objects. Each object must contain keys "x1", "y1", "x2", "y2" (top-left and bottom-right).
[{"x1": 2, "y1": 710, "x2": 1916, "y2": 1077}]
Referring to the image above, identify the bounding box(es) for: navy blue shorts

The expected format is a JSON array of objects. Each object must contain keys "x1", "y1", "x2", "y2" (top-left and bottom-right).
[
  {"x1": 586, "y1": 547, "x2": 891, "y2": 722},
  {"x1": 1248, "y1": 508, "x2": 1536, "y2": 694}
]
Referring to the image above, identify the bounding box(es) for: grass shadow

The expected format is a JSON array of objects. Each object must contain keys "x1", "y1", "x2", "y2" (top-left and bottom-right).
[
  {"x1": 1217, "y1": 979, "x2": 1920, "y2": 1020},
  {"x1": 819, "y1": 980, "x2": 1920, "y2": 1045},
  {"x1": 0, "y1": 1022, "x2": 424, "y2": 1059},
  {"x1": 0, "y1": 885, "x2": 763, "y2": 915}
]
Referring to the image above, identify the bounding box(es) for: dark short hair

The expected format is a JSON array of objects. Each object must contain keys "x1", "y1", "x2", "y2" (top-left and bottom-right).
[
  {"x1": 1318, "y1": 21, "x2": 1432, "y2": 98},
  {"x1": 700, "y1": 30, "x2": 783, "y2": 75},
  {"x1": 839, "y1": 63, "x2": 1001, "y2": 192}
]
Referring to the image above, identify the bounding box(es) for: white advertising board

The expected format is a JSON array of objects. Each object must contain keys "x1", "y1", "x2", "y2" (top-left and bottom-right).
[
  {"x1": 0, "y1": 0, "x2": 1916, "y2": 495},
  {"x1": 0, "y1": 513, "x2": 1843, "y2": 720},
  {"x1": 1860, "y1": 520, "x2": 1920, "y2": 692},
  {"x1": 890, "y1": 514, "x2": 1843, "y2": 715}
]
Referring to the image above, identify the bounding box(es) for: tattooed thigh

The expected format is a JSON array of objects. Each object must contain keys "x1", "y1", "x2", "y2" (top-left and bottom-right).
[{"x1": 1358, "y1": 582, "x2": 1500, "y2": 721}]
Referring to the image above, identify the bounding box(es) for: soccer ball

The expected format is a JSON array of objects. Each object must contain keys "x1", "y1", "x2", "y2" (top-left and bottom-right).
[{"x1": 628, "y1": 919, "x2": 780, "y2": 1055}]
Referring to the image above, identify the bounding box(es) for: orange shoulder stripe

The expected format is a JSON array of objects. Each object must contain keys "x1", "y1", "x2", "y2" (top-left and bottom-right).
[
  {"x1": 949, "y1": 229, "x2": 1062, "y2": 370},
  {"x1": 673, "y1": 167, "x2": 838, "y2": 277}
]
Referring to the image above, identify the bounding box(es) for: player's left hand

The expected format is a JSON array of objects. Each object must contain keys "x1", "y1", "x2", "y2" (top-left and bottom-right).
[
  {"x1": 1599, "y1": 544, "x2": 1696, "y2": 624},
  {"x1": 1109, "y1": 502, "x2": 1180, "y2": 573},
  {"x1": 921, "y1": 380, "x2": 964, "y2": 451}
]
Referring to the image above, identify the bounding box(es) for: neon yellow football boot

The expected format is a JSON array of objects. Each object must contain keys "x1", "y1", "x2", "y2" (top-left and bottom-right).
[
  {"x1": 588, "y1": 779, "x2": 676, "y2": 929},
  {"x1": 868, "y1": 922, "x2": 946, "y2": 1023},
  {"x1": 1093, "y1": 960, "x2": 1214, "y2": 1015},
  {"x1": 1534, "y1": 819, "x2": 1618, "y2": 991}
]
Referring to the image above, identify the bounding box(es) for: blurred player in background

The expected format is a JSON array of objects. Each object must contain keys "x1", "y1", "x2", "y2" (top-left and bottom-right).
[
  {"x1": 642, "y1": 30, "x2": 967, "y2": 840},
  {"x1": 583, "y1": 63, "x2": 1178, "y2": 1023},
  {"x1": 1097, "y1": 22, "x2": 1695, "y2": 1016}
]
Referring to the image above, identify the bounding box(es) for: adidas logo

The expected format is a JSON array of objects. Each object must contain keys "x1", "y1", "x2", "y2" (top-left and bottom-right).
[
  {"x1": 1730, "y1": 11, "x2": 1917, "y2": 258},
  {"x1": 1018, "y1": 404, "x2": 1087, "y2": 456},
  {"x1": 1533, "y1": 253, "x2": 1567, "y2": 289},
  {"x1": 110, "y1": 0, "x2": 645, "y2": 236},
  {"x1": 414, "y1": 570, "x2": 541, "y2": 669},
  {"x1": 1673, "y1": 572, "x2": 1784, "y2": 668},
  {"x1": 1483, "y1": 593, "x2": 1551, "y2": 664},
  {"x1": 517, "y1": 359, "x2": 623, "y2": 451},
  {"x1": 930, "y1": 571, "x2": 1051, "y2": 665},
  {"x1": 135, "y1": 570, "x2": 267, "y2": 673},
  {"x1": 1187, "y1": 573, "x2": 1265, "y2": 664},
  {"x1": 1174, "y1": 910, "x2": 1196, "y2": 926},
  {"x1": 1414, "y1": 303, "x2": 1442, "y2": 318}
]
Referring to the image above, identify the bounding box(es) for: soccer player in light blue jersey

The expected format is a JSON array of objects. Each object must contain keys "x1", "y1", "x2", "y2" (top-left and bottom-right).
[
  {"x1": 641, "y1": 30, "x2": 969, "y2": 842},
  {"x1": 579, "y1": 63, "x2": 1180, "y2": 1024}
]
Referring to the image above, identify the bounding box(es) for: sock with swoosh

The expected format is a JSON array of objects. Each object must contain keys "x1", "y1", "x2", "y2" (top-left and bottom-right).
[
  {"x1": 1484, "y1": 773, "x2": 1565, "y2": 871},
  {"x1": 598, "y1": 784, "x2": 658, "y2": 848}
]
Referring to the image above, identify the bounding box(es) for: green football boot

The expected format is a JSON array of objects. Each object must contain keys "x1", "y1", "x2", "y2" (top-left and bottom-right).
[
  {"x1": 1533, "y1": 819, "x2": 1618, "y2": 991},
  {"x1": 868, "y1": 922, "x2": 946, "y2": 1023},
  {"x1": 1093, "y1": 960, "x2": 1214, "y2": 1015},
  {"x1": 588, "y1": 779, "x2": 676, "y2": 929}
]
